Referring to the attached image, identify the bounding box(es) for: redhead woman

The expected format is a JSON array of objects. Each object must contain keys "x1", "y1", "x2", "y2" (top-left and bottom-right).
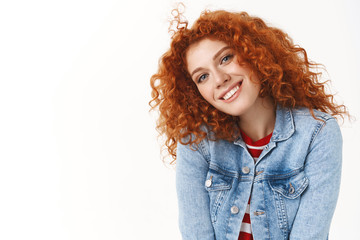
[{"x1": 150, "y1": 8, "x2": 348, "y2": 240}]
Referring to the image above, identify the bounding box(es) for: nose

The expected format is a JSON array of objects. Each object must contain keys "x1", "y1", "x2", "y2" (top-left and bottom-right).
[{"x1": 214, "y1": 69, "x2": 230, "y2": 88}]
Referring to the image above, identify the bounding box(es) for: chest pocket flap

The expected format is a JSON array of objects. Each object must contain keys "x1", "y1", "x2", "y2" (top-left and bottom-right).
[
  {"x1": 205, "y1": 168, "x2": 232, "y2": 191},
  {"x1": 269, "y1": 171, "x2": 309, "y2": 199}
]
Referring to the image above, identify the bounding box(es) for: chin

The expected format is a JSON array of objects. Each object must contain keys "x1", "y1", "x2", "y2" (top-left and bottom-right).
[
  {"x1": 220, "y1": 110, "x2": 244, "y2": 117},
  {"x1": 220, "y1": 107, "x2": 247, "y2": 117}
]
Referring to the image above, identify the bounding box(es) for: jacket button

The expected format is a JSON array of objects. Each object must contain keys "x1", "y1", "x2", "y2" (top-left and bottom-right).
[
  {"x1": 289, "y1": 183, "x2": 295, "y2": 194},
  {"x1": 254, "y1": 211, "x2": 265, "y2": 216},
  {"x1": 231, "y1": 206, "x2": 239, "y2": 214},
  {"x1": 205, "y1": 179, "x2": 212, "y2": 187},
  {"x1": 242, "y1": 166, "x2": 250, "y2": 174}
]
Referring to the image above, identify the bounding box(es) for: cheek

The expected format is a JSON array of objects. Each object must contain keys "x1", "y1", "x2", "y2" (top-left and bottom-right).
[
  {"x1": 198, "y1": 86, "x2": 214, "y2": 103},
  {"x1": 252, "y1": 82, "x2": 261, "y2": 94}
]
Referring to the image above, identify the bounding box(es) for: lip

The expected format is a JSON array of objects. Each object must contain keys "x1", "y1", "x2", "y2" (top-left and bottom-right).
[{"x1": 219, "y1": 81, "x2": 243, "y2": 102}]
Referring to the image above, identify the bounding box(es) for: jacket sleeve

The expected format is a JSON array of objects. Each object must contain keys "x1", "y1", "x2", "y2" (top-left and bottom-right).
[
  {"x1": 289, "y1": 118, "x2": 342, "y2": 239},
  {"x1": 176, "y1": 140, "x2": 216, "y2": 240}
]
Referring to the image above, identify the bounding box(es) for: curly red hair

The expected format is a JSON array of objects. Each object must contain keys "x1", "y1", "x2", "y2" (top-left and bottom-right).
[{"x1": 150, "y1": 8, "x2": 347, "y2": 162}]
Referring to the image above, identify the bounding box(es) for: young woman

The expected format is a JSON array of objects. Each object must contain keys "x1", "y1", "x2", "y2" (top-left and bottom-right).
[{"x1": 150, "y1": 8, "x2": 347, "y2": 240}]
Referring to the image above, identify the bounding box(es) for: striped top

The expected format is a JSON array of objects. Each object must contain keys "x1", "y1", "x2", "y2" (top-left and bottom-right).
[{"x1": 238, "y1": 130, "x2": 272, "y2": 240}]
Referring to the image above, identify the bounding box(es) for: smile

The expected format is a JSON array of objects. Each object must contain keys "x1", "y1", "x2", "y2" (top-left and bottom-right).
[
  {"x1": 223, "y1": 85, "x2": 239, "y2": 100},
  {"x1": 221, "y1": 82, "x2": 242, "y2": 101}
]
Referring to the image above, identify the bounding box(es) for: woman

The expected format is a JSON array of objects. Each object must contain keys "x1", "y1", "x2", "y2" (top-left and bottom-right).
[{"x1": 150, "y1": 8, "x2": 347, "y2": 240}]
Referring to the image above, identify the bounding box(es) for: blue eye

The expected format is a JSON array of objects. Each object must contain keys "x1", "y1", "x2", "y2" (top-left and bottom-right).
[
  {"x1": 221, "y1": 54, "x2": 233, "y2": 64},
  {"x1": 197, "y1": 74, "x2": 208, "y2": 83}
]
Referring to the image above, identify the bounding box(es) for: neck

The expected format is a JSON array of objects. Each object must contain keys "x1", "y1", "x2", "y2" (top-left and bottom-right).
[{"x1": 239, "y1": 97, "x2": 276, "y2": 142}]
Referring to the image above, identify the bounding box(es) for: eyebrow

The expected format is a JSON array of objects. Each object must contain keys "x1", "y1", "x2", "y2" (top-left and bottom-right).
[{"x1": 190, "y1": 46, "x2": 232, "y2": 78}]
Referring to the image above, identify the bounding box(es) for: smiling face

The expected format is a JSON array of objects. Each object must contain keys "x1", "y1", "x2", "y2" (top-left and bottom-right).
[{"x1": 186, "y1": 38, "x2": 264, "y2": 117}]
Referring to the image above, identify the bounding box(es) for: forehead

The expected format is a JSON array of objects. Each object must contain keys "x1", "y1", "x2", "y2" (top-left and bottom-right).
[{"x1": 186, "y1": 38, "x2": 228, "y2": 70}]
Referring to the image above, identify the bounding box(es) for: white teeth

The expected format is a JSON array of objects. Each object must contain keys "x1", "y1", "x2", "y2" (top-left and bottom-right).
[{"x1": 223, "y1": 85, "x2": 240, "y2": 100}]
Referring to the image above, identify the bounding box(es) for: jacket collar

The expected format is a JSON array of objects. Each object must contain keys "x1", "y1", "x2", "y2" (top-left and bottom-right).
[
  {"x1": 271, "y1": 105, "x2": 295, "y2": 142},
  {"x1": 233, "y1": 105, "x2": 295, "y2": 146}
]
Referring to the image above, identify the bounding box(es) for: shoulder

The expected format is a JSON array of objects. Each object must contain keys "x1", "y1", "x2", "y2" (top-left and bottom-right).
[
  {"x1": 177, "y1": 126, "x2": 212, "y2": 164},
  {"x1": 291, "y1": 107, "x2": 342, "y2": 146},
  {"x1": 292, "y1": 107, "x2": 333, "y2": 122},
  {"x1": 177, "y1": 125, "x2": 236, "y2": 166}
]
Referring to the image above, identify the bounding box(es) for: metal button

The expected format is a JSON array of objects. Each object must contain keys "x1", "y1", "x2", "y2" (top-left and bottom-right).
[
  {"x1": 231, "y1": 206, "x2": 239, "y2": 214},
  {"x1": 242, "y1": 166, "x2": 250, "y2": 174},
  {"x1": 205, "y1": 179, "x2": 212, "y2": 187},
  {"x1": 289, "y1": 183, "x2": 295, "y2": 194},
  {"x1": 254, "y1": 211, "x2": 265, "y2": 216},
  {"x1": 205, "y1": 176, "x2": 213, "y2": 187}
]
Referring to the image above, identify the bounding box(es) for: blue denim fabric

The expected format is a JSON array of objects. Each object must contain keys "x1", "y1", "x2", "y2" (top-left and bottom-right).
[{"x1": 176, "y1": 106, "x2": 342, "y2": 240}]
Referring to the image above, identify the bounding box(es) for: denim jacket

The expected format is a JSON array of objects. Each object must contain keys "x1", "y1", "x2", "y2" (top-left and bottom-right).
[{"x1": 176, "y1": 106, "x2": 342, "y2": 240}]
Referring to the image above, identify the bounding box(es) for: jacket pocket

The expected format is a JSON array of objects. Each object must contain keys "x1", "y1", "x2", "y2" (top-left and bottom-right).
[
  {"x1": 268, "y1": 171, "x2": 309, "y2": 236},
  {"x1": 269, "y1": 171, "x2": 309, "y2": 199},
  {"x1": 205, "y1": 168, "x2": 232, "y2": 223}
]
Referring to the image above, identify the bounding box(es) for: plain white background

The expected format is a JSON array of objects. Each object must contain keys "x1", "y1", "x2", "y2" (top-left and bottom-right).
[{"x1": 0, "y1": 0, "x2": 359, "y2": 239}]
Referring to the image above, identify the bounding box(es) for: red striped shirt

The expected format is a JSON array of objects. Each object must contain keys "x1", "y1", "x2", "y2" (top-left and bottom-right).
[{"x1": 238, "y1": 130, "x2": 272, "y2": 240}]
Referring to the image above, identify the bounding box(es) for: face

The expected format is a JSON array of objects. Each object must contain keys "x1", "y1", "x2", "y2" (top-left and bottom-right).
[{"x1": 186, "y1": 38, "x2": 263, "y2": 117}]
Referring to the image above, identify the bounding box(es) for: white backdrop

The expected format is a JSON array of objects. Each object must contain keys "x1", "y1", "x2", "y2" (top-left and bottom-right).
[{"x1": 0, "y1": 0, "x2": 359, "y2": 239}]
